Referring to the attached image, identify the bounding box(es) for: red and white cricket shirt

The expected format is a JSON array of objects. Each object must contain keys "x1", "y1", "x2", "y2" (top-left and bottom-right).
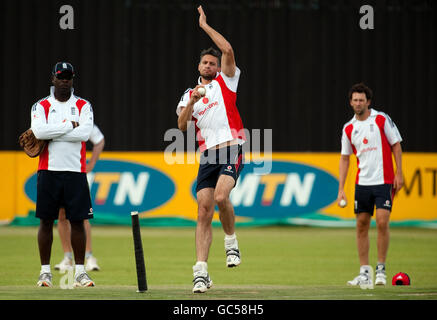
[
  {"x1": 31, "y1": 86, "x2": 94, "y2": 173},
  {"x1": 176, "y1": 67, "x2": 246, "y2": 152},
  {"x1": 341, "y1": 109, "x2": 402, "y2": 185}
]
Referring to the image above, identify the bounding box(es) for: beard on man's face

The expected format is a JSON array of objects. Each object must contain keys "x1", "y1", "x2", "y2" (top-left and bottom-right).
[
  {"x1": 200, "y1": 70, "x2": 216, "y2": 81},
  {"x1": 200, "y1": 66, "x2": 218, "y2": 80},
  {"x1": 202, "y1": 74, "x2": 215, "y2": 81},
  {"x1": 353, "y1": 106, "x2": 367, "y2": 116}
]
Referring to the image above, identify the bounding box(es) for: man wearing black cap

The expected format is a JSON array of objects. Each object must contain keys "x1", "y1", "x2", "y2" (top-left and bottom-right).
[{"x1": 31, "y1": 62, "x2": 95, "y2": 287}]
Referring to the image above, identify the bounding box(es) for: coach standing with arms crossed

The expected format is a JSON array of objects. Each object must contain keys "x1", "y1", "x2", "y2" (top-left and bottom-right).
[
  {"x1": 176, "y1": 6, "x2": 246, "y2": 293},
  {"x1": 31, "y1": 62, "x2": 95, "y2": 287},
  {"x1": 337, "y1": 83, "x2": 403, "y2": 288}
]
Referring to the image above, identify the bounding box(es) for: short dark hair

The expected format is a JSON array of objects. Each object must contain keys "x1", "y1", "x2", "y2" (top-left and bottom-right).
[
  {"x1": 348, "y1": 82, "x2": 373, "y2": 101},
  {"x1": 200, "y1": 47, "x2": 221, "y2": 67}
]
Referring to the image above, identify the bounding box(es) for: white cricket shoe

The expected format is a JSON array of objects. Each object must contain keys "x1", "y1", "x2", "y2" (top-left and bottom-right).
[
  {"x1": 37, "y1": 272, "x2": 53, "y2": 287},
  {"x1": 192, "y1": 265, "x2": 213, "y2": 293},
  {"x1": 375, "y1": 264, "x2": 387, "y2": 285},
  {"x1": 73, "y1": 272, "x2": 95, "y2": 287},
  {"x1": 85, "y1": 256, "x2": 101, "y2": 271},
  {"x1": 54, "y1": 257, "x2": 73, "y2": 272},
  {"x1": 347, "y1": 265, "x2": 374, "y2": 289},
  {"x1": 225, "y1": 237, "x2": 241, "y2": 268},
  {"x1": 226, "y1": 249, "x2": 241, "y2": 267}
]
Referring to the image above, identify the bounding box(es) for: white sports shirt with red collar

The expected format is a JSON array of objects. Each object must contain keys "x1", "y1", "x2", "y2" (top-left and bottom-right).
[
  {"x1": 31, "y1": 86, "x2": 94, "y2": 173},
  {"x1": 176, "y1": 67, "x2": 246, "y2": 152},
  {"x1": 341, "y1": 108, "x2": 402, "y2": 186}
]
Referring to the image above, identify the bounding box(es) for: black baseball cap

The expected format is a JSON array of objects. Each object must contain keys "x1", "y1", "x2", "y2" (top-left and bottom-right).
[{"x1": 52, "y1": 62, "x2": 75, "y2": 79}]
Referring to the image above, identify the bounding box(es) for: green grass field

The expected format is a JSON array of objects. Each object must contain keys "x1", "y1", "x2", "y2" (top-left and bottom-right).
[{"x1": 0, "y1": 226, "x2": 436, "y2": 300}]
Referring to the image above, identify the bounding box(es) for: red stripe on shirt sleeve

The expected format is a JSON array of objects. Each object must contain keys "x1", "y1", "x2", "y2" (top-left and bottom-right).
[
  {"x1": 38, "y1": 144, "x2": 49, "y2": 171},
  {"x1": 76, "y1": 99, "x2": 87, "y2": 115},
  {"x1": 37, "y1": 99, "x2": 51, "y2": 170},
  {"x1": 39, "y1": 99, "x2": 51, "y2": 121},
  {"x1": 215, "y1": 75, "x2": 246, "y2": 142},
  {"x1": 80, "y1": 141, "x2": 87, "y2": 173},
  {"x1": 375, "y1": 115, "x2": 395, "y2": 184},
  {"x1": 345, "y1": 124, "x2": 360, "y2": 184}
]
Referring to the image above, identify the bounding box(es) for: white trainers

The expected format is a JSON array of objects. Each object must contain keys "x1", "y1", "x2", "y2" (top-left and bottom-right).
[
  {"x1": 225, "y1": 236, "x2": 241, "y2": 268},
  {"x1": 37, "y1": 272, "x2": 53, "y2": 287},
  {"x1": 192, "y1": 264, "x2": 213, "y2": 293},
  {"x1": 347, "y1": 265, "x2": 374, "y2": 289},
  {"x1": 73, "y1": 272, "x2": 95, "y2": 287},
  {"x1": 85, "y1": 256, "x2": 100, "y2": 271},
  {"x1": 226, "y1": 249, "x2": 241, "y2": 267},
  {"x1": 54, "y1": 257, "x2": 73, "y2": 272},
  {"x1": 375, "y1": 264, "x2": 387, "y2": 285}
]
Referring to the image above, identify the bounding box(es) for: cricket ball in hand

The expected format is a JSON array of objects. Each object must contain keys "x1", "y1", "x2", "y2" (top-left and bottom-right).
[
  {"x1": 339, "y1": 199, "x2": 347, "y2": 208},
  {"x1": 198, "y1": 87, "x2": 206, "y2": 96}
]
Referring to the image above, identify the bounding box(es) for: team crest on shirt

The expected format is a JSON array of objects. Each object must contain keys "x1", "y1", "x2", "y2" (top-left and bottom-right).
[
  {"x1": 202, "y1": 97, "x2": 209, "y2": 104},
  {"x1": 363, "y1": 137, "x2": 368, "y2": 144}
]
